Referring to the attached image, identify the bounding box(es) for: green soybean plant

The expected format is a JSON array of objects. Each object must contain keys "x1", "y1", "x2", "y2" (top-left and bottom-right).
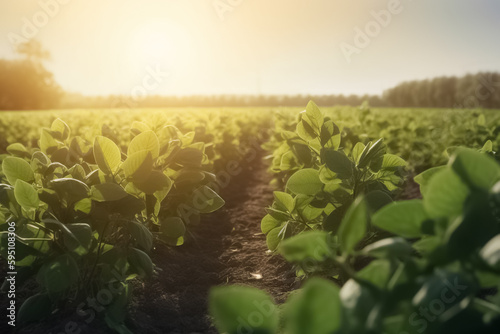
[
  {"x1": 210, "y1": 148, "x2": 500, "y2": 334},
  {"x1": 262, "y1": 101, "x2": 406, "y2": 259},
  {"x1": 0, "y1": 118, "x2": 224, "y2": 333}
]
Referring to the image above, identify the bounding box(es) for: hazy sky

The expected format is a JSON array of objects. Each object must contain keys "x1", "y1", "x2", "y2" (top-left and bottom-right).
[{"x1": 0, "y1": 0, "x2": 499, "y2": 96}]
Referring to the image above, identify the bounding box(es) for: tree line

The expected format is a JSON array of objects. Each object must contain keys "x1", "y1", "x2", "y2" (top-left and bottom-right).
[{"x1": 1, "y1": 41, "x2": 499, "y2": 110}]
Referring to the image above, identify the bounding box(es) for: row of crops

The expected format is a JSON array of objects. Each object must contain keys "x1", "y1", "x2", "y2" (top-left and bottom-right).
[
  {"x1": 209, "y1": 103, "x2": 500, "y2": 334},
  {"x1": 1, "y1": 103, "x2": 500, "y2": 333}
]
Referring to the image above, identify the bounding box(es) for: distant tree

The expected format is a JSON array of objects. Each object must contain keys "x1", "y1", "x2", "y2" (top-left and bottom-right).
[{"x1": 0, "y1": 40, "x2": 61, "y2": 110}]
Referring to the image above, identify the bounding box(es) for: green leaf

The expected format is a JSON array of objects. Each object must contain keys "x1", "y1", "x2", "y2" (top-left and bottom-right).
[
  {"x1": 128, "y1": 248, "x2": 153, "y2": 277},
  {"x1": 287, "y1": 168, "x2": 323, "y2": 195},
  {"x1": 414, "y1": 166, "x2": 446, "y2": 197},
  {"x1": 266, "y1": 226, "x2": 283, "y2": 251},
  {"x1": 2, "y1": 157, "x2": 34, "y2": 185},
  {"x1": 351, "y1": 142, "x2": 365, "y2": 165},
  {"x1": 296, "y1": 117, "x2": 318, "y2": 142},
  {"x1": 358, "y1": 138, "x2": 385, "y2": 169},
  {"x1": 64, "y1": 223, "x2": 93, "y2": 255},
  {"x1": 372, "y1": 200, "x2": 428, "y2": 238},
  {"x1": 175, "y1": 147, "x2": 204, "y2": 167},
  {"x1": 50, "y1": 178, "x2": 90, "y2": 203},
  {"x1": 6, "y1": 143, "x2": 30, "y2": 158},
  {"x1": 323, "y1": 149, "x2": 354, "y2": 179},
  {"x1": 51, "y1": 118, "x2": 71, "y2": 140},
  {"x1": 450, "y1": 148, "x2": 500, "y2": 190},
  {"x1": 423, "y1": 168, "x2": 469, "y2": 219},
  {"x1": 480, "y1": 235, "x2": 500, "y2": 270},
  {"x1": 160, "y1": 217, "x2": 186, "y2": 239},
  {"x1": 273, "y1": 191, "x2": 294, "y2": 212},
  {"x1": 18, "y1": 293, "x2": 53, "y2": 323},
  {"x1": 209, "y1": 285, "x2": 278, "y2": 334},
  {"x1": 135, "y1": 170, "x2": 172, "y2": 195},
  {"x1": 357, "y1": 259, "x2": 392, "y2": 289},
  {"x1": 190, "y1": 186, "x2": 225, "y2": 213},
  {"x1": 40, "y1": 128, "x2": 59, "y2": 154},
  {"x1": 279, "y1": 231, "x2": 333, "y2": 263},
  {"x1": 362, "y1": 237, "x2": 413, "y2": 259},
  {"x1": 284, "y1": 278, "x2": 341, "y2": 334},
  {"x1": 261, "y1": 214, "x2": 280, "y2": 234},
  {"x1": 381, "y1": 154, "x2": 407, "y2": 169},
  {"x1": 128, "y1": 130, "x2": 160, "y2": 159},
  {"x1": 37, "y1": 254, "x2": 79, "y2": 295},
  {"x1": 94, "y1": 136, "x2": 122, "y2": 175},
  {"x1": 305, "y1": 100, "x2": 324, "y2": 130},
  {"x1": 91, "y1": 183, "x2": 129, "y2": 202},
  {"x1": 338, "y1": 197, "x2": 367, "y2": 254},
  {"x1": 122, "y1": 150, "x2": 153, "y2": 183},
  {"x1": 128, "y1": 221, "x2": 153, "y2": 252},
  {"x1": 14, "y1": 179, "x2": 39, "y2": 210}
]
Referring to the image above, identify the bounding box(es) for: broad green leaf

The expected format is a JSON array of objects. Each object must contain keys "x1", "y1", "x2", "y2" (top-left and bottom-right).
[
  {"x1": 175, "y1": 147, "x2": 204, "y2": 166},
  {"x1": 209, "y1": 285, "x2": 278, "y2": 334},
  {"x1": 128, "y1": 248, "x2": 153, "y2": 277},
  {"x1": 279, "y1": 231, "x2": 333, "y2": 263},
  {"x1": 305, "y1": 100, "x2": 324, "y2": 130},
  {"x1": 423, "y1": 169, "x2": 469, "y2": 218},
  {"x1": 37, "y1": 254, "x2": 79, "y2": 295},
  {"x1": 372, "y1": 200, "x2": 428, "y2": 238},
  {"x1": 122, "y1": 150, "x2": 153, "y2": 183},
  {"x1": 296, "y1": 117, "x2": 318, "y2": 142},
  {"x1": 381, "y1": 154, "x2": 407, "y2": 169},
  {"x1": 414, "y1": 166, "x2": 446, "y2": 197},
  {"x1": 74, "y1": 198, "x2": 92, "y2": 214},
  {"x1": 450, "y1": 148, "x2": 500, "y2": 190},
  {"x1": 50, "y1": 178, "x2": 90, "y2": 203},
  {"x1": 94, "y1": 136, "x2": 122, "y2": 175},
  {"x1": 128, "y1": 221, "x2": 153, "y2": 252},
  {"x1": 51, "y1": 118, "x2": 70, "y2": 140},
  {"x1": 64, "y1": 223, "x2": 93, "y2": 255},
  {"x1": 135, "y1": 170, "x2": 172, "y2": 195},
  {"x1": 338, "y1": 197, "x2": 367, "y2": 254},
  {"x1": 18, "y1": 293, "x2": 53, "y2": 323},
  {"x1": 14, "y1": 180, "x2": 39, "y2": 210},
  {"x1": 362, "y1": 237, "x2": 412, "y2": 259},
  {"x1": 91, "y1": 182, "x2": 129, "y2": 202},
  {"x1": 40, "y1": 128, "x2": 59, "y2": 154},
  {"x1": 323, "y1": 149, "x2": 354, "y2": 179},
  {"x1": 190, "y1": 186, "x2": 225, "y2": 213},
  {"x1": 351, "y1": 142, "x2": 365, "y2": 165},
  {"x1": 128, "y1": 130, "x2": 160, "y2": 159},
  {"x1": 104, "y1": 283, "x2": 131, "y2": 333},
  {"x1": 2, "y1": 157, "x2": 34, "y2": 185},
  {"x1": 357, "y1": 259, "x2": 392, "y2": 288},
  {"x1": 273, "y1": 191, "x2": 294, "y2": 212},
  {"x1": 261, "y1": 214, "x2": 280, "y2": 234},
  {"x1": 287, "y1": 168, "x2": 323, "y2": 195},
  {"x1": 266, "y1": 226, "x2": 283, "y2": 251},
  {"x1": 284, "y1": 278, "x2": 341, "y2": 334},
  {"x1": 160, "y1": 217, "x2": 186, "y2": 239},
  {"x1": 6, "y1": 143, "x2": 30, "y2": 158}
]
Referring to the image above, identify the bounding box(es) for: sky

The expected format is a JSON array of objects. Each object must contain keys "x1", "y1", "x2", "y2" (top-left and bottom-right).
[{"x1": 0, "y1": 0, "x2": 499, "y2": 96}]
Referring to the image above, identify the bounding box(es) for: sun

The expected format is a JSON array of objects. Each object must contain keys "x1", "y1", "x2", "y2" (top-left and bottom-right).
[{"x1": 126, "y1": 21, "x2": 190, "y2": 68}]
